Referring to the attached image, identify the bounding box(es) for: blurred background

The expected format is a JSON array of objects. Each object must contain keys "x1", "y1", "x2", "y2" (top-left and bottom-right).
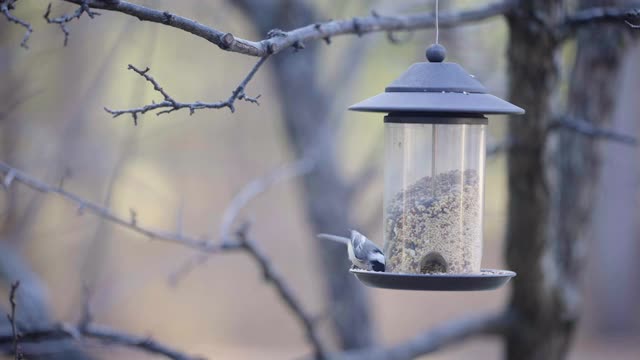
[{"x1": 1, "y1": 0, "x2": 639, "y2": 359}]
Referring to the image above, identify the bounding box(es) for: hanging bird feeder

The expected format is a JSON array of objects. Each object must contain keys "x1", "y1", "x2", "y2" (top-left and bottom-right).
[{"x1": 348, "y1": 44, "x2": 524, "y2": 291}]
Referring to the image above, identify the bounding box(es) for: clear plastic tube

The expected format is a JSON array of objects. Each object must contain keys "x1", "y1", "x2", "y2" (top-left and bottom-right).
[{"x1": 383, "y1": 122, "x2": 485, "y2": 274}]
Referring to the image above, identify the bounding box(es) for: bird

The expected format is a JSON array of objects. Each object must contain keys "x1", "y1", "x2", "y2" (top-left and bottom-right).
[{"x1": 317, "y1": 230, "x2": 385, "y2": 272}]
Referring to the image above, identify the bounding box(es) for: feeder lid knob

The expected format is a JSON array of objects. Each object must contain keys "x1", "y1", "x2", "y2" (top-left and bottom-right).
[{"x1": 426, "y1": 43, "x2": 446, "y2": 63}]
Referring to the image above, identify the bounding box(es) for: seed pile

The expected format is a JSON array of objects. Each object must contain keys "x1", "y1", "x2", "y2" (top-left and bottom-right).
[{"x1": 384, "y1": 169, "x2": 482, "y2": 274}]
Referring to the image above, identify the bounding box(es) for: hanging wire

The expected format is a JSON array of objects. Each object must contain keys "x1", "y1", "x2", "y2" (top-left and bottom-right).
[{"x1": 435, "y1": 0, "x2": 440, "y2": 44}]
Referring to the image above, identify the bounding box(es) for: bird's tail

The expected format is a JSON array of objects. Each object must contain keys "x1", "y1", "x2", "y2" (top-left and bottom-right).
[{"x1": 317, "y1": 233, "x2": 350, "y2": 245}]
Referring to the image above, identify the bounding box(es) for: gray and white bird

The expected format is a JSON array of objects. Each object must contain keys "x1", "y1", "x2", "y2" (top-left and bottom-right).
[{"x1": 317, "y1": 230, "x2": 385, "y2": 272}]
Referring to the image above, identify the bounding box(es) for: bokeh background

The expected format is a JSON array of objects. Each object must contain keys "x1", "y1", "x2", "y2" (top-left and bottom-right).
[{"x1": 1, "y1": 0, "x2": 639, "y2": 359}]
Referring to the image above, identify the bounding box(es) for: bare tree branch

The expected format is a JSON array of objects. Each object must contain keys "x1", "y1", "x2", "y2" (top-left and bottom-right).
[
  {"x1": 559, "y1": 6, "x2": 640, "y2": 40},
  {"x1": 49, "y1": 0, "x2": 517, "y2": 119},
  {"x1": 4, "y1": 0, "x2": 626, "y2": 123},
  {"x1": 0, "y1": 243, "x2": 90, "y2": 360},
  {"x1": 57, "y1": 0, "x2": 517, "y2": 57},
  {"x1": 547, "y1": 116, "x2": 638, "y2": 145},
  {"x1": 105, "y1": 57, "x2": 268, "y2": 122},
  {"x1": 166, "y1": 156, "x2": 325, "y2": 357},
  {"x1": 235, "y1": 224, "x2": 327, "y2": 359},
  {"x1": 44, "y1": 1, "x2": 100, "y2": 46},
  {"x1": 0, "y1": 161, "x2": 235, "y2": 253},
  {"x1": 0, "y1": 159, "x2": 325, "y2": 358},
  {"x1": 332, "y1": 311, "x2": 513, "y2": 360},
  {"x1": 82, "y1": 324, "x2": 204, "y2": 360},
  {"x1": 219, "y1": 157, "x2": 316, "y2": 244},
  {"x1": 1, "y1": 0, "x2": 33, "y2": 48},
  {"x1": 0, "y1": 322, "x2": 203, "y2": 360},
  {"x1": 169, "y1": 155, "x2": 316, "y2": 284}
]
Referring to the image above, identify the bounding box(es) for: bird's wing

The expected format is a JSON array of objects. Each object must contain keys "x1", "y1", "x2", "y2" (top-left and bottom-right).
[
  {"x1": 317, "y1": 233, "x2": 349, "y2": 245},
  {"x1": 351, "y1": 233, "x2": 370, "y2": 261},
  {"x1": 362, "y1": 240, "x2": 382, "y2": 255},
  {"x1": 363, "y1": 241, "x2": 385, "y2": 262}
]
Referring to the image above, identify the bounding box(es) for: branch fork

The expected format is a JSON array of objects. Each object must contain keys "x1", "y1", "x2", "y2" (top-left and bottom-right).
[
  {"x1": 44, "y1": 1, "x2": 100, "y2": 46},
  {"x1": 0, "y1": 0, "x2": 33, "y2": 48},
  {"x1": 105, "y1": 57, "x2": 268, "y2": 124}
]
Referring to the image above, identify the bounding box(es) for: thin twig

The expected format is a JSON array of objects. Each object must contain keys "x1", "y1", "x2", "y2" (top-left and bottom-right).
[
  {"x1": 44, "y1": 1, "x2": 100, "y2": 46},
  {"x1": 547, "y1": 116, "x2": 638, "y2": 146},
  {"x1": 105, "y1": 57, "x2": 268, "y2": 122},
  {"x1": 1, "y1": 0, "x2": 33, "y2": 48},
  {"x1": 6, "y1": 281, "x2": 22, "y2": 360}
]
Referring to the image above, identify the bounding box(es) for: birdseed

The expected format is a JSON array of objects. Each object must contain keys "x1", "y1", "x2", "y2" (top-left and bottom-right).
[{"x1": 384, "y1": 169, "x2": 482, "y2": 274}]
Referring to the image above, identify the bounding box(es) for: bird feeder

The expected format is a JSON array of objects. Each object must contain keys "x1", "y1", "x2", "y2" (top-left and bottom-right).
[{"x1": 348, "y1": 44, "x2": 523, "y2": 291}]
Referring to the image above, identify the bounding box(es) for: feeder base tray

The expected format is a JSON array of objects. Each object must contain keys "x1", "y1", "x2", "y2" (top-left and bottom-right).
[{"x1": 350, "y1": 268, "x2": 516, "y2": 291}]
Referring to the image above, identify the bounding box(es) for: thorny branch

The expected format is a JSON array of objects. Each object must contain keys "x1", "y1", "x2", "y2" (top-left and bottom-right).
[
  {"x1": 5, "y1": 281, "x2": 22, "y2": 360},
  {"x1": 105, "y1": 57, "x2": 268, "y2": 123},
  {"x1": 0, "y1": 0, "x2": 32, "y2": 48},
  {"x1": 44, "y1": 1, "x2": 100, "y2": 46},
  {"x1": 548, "y1": 116, "x2": 638, "y2": 146}
]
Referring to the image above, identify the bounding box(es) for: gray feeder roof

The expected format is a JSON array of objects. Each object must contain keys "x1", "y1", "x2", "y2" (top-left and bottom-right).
[{"x1": 349, "y1": 45, "x2": 524, "y2": 115}]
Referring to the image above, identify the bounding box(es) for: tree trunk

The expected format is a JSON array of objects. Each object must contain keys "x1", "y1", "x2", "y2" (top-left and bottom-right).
[
  {"x1": 232, "y1": 0, "x2": 374, "y2": 350},
  {"x1": 569, "y1": 0, "x2": 639, "y2": 336},
  {"x1": 503, "y1": 1, "x2": 566, "y2": 359},
  {"x1": 504, "y1": 0, "x2": 637, "y2": 359}
]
